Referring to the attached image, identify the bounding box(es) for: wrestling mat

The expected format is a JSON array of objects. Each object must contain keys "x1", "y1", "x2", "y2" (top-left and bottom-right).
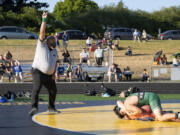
[{"x1": 33, "y1": 103, "x2": 180, "y2": 135}]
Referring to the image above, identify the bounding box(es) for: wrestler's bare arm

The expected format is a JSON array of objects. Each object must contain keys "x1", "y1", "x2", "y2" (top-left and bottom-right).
[{"x1": 124, "y1": 96, "x2": 142, "y2": 116}]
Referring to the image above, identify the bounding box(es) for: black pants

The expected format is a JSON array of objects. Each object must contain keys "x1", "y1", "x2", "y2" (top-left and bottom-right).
[
  {"x1": 31, "y1": 69, "x2": 57, "y2": 109},
  {"x1": 96, "y1": 57, "x2": 103, "y2": 65}
]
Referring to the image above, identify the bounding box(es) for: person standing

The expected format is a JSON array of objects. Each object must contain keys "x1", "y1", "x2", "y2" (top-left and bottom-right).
[
  {"x1": 62, "y1": 31, "x2": 69, "y2": 51},
  {"x1": 94, "y1": 46, "x2": 107, "y2": 66},
  {"x1": 29, "y1": 11, "x2": 59, "y2": 116}
]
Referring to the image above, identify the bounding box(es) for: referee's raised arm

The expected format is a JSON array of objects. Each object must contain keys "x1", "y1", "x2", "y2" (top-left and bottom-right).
[{"x1": 39, "y1": 11, "x2": 47, "y2": 41}]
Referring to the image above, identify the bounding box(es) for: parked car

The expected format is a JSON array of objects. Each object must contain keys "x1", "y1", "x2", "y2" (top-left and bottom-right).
[
  {"x1": 0, "y1": 26, "x2": 38, "y2": 39},
  {"x1": 104, "y1": 27, "x2": 134, "y2": 40},
  {"x1": 58, "y1": 30, "x2": 97, "y2": 40},
  {"x1": 160, "y1": 30, "x2": 180, "y2": 40}
]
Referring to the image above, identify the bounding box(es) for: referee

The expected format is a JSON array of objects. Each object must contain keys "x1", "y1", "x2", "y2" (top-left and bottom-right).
[{"x1": 29, "y1": 11, "x2": 59, "y2": 116}]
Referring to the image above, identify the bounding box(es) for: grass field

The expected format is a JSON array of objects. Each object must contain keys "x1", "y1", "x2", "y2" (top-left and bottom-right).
[
  {"x1": 0, "y1": 39, "x2": 180, "y2": 79},
  {"x1": 14, "y1": 94, "x2": 180, "y2": 102}
]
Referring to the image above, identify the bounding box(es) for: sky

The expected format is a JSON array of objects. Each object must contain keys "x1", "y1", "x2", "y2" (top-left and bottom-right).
[{"x1": 40, "y1": 0, "x2": 180, "y2": 13}]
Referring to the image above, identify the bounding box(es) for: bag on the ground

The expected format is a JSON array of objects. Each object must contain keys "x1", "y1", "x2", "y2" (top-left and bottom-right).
[
  {"x1": 4, "y1": 91, "x2": 17, "y2": 99},
  {"x1": 84, "y1": 90, "x2": 97, "y2": 96},
  {"x1": 101, "y1": 84, "x2": 116, "y2": 96}
]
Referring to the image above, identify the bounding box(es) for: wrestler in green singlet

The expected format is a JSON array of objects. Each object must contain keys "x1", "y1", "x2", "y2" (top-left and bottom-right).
[{"x1": 130, "y1": 92, "x2": 162, "y2": 111}]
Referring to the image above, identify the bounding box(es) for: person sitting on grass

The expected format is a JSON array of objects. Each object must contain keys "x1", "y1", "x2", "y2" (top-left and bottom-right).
[
  {"x1": 142, "y1": 69, "x2": 150, "y2": 82},
  {"x1": 80, "y1": 48, "x2": 90, "y2": 65},
  {"x1": 161, "y1": 54, "x2": 167, "y2": 65},
  {"x1": 56, "y1": 63, "x2": 65, "y2": 82},
  {"x1": 173, "y1": 56, "x2": 180, "y2": 66},
  {"x1": 115, "y1": 89, "x2": 180, "y2": 122},
  {"x1": 12, "y1": 60, "x2": 23, "y2": 83},
  {"x1": 125, "y1": 46, "x2": 132, "y2": 56}
]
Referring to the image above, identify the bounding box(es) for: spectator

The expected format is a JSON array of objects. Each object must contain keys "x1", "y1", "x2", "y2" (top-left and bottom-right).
[
  {"x1": 161, "y1": 54, "x2": 167, "y2": 65},
  {"x1": 75, "y1": 64, "x2": 83, "y2": 81},
  {"x1": 12, "y1": 60, "x2": 23, "y2": 83},
  {"x1": 86, "y1": 36, "x2": 92, "y2": 47},
  {"x1": 56, "y1": 63, "x2": 65, "y2": 81},
  {"x1": 142, "y1": 69, "x2": 150, "y2": 82},
  {"x1": 80, "y1": 48, "x2": 90, "y2": 65},
  {"x1": 4, "y1": 51, "x2": 13, "y2": 63},
  {"x1": 102, "y1": 37, "x2": 107, "y2": 46},
  {"x1": 62, "y1": 31, "x2": 69, "y2": 51},
  {"x1": 89, "y1": 43, "x2": 96, "y2": 53},
  {"x1": 0, "y1": 62, "x2": 6, "y2": 82},
  {"x1": 5, "y1": 62, "x2": 13, "y2": 82},
  {"x1": 133, "y1": 29, "x2": 141, "y2": 42},
  {"x1": 108, "y1": 63, "x2": 118, "y2": 82},
  {"x1": 123, "y1": 66, "x2": 133, "y2": 81},
  {"x1": 62, "y1": 49, "x2": 71, "y2": 64},
  {"x1": 66, "y1": 63, "x2": 73, "y2": 82},
  {"x1": 54, "y1": 32, "x2": 60, "y2": 48},
  {"x1": 142, "y1": 29, "x2": 147, "y2": 42},
  {"x1": 0, "y1": 55, "x2": 5, "y2": 65},
  {"x1": 94, "y1": 46, "x2": 106, "y2": 66},
  {"x1": 96, "y1": 39, "x2": 102, "y2": 47},
  {"x1": 125, "y1": 46, "x2": 132, "y2": 56},
  {"x1": 173, "y1": 56, "x2": 180, "y2": 66},
  {"x1": 155, "y1": 55, "x2": 162, "y2": 65},
  {"x1": 108, "y1": 38, "x2": 113, "y2": 49},
  {"x1": 112, "y1": 40, "x2": 120, "y2": 50},
  {"x1": 116, "y1": 65, "x2": 122, "y2": 81}
]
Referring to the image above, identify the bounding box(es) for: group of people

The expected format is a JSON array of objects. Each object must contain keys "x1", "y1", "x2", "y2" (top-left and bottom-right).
[
  {"x1": 108, "y1": 63, "x2": 150, "y2": 82},
  {"x1": 0, "y1": 51, "x2": 23, "y2": 83},
  {"x1": 154, "y1": 53, "x2": 168, "y2": 65},
  {"x1": 133, "y1": 29, "x2": 149, "y2": 42},
  {"x1": 108, "y1": 64, "x2": 134, "y2": 82},
  {"x1": 56, "y1": 62, "x2": 83, "y2": 82}
]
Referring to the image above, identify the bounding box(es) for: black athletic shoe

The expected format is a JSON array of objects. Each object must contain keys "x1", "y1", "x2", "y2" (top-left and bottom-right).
[
  {"x1": 29, "y1": 108, "x2": 38, "y2": 116},
  {"x1": 48, "y1": 108, "x2": 60, "y2": 114}
]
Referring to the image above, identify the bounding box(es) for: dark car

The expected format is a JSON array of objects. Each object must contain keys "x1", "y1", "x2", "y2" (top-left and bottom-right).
[
  {"x1": 160, "y1": 30, "x2": 180, "y2": 40},
  {"x1": 0, "y1": 26, "x2": 38, "y2": 39},
  {"x1": 104, "y1": 27, "x2": 134, "y2": 40},
  {"x1": 58, "y1": 30, "x2": 97, "y2": 40}
]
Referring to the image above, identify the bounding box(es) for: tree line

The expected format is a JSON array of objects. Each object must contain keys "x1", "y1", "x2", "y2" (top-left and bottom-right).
[{"x1": 0, "y1": 0, "x2": 180, "y2": 37}]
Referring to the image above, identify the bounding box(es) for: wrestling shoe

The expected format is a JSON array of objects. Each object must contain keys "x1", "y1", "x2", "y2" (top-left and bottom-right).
[
  {"x1": 175, "y1": 112, "x2": 180, "y2": 121},
  {"x1": 48, "y1": 108, "x2": 61, "y2": 114},
  {"x1": 29, "y1": 108, "x2": 38, "y2": 116},
  {"x1": 177, "y1": 112, "x2": 180, "y2": 121}
]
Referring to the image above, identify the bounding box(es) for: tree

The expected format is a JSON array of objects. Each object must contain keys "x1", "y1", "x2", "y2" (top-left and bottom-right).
[
  {"x1": 1, "y1": 0, "x2": 48, "y2": 13},
  {"x1": 53, "y1": 0, "x2": 98, "y2": 21}
]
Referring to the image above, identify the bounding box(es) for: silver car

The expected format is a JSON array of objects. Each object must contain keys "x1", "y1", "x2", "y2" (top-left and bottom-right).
[
  {"x1": 0, "y1": 26, "x2": 38, "y2": 39},
  {"x1": 160, "y1": 30, "x2": 180, "y2": 40},
  {"x1": 104, "y1": 27, "x2": 134, "y2": 40}
]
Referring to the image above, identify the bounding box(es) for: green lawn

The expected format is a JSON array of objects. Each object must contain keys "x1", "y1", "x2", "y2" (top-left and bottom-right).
[{"x1": 15, "y1": 94, "x2": 180, "y2": 102}]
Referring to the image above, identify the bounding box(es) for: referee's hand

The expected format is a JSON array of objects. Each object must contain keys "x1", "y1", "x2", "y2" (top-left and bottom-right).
[
  {"x1": 42, "y1": 11, "x2": 48, "y2": 19},
  {"x1": 52, "y1": 74, "x2": 56, "y2": 80}
]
